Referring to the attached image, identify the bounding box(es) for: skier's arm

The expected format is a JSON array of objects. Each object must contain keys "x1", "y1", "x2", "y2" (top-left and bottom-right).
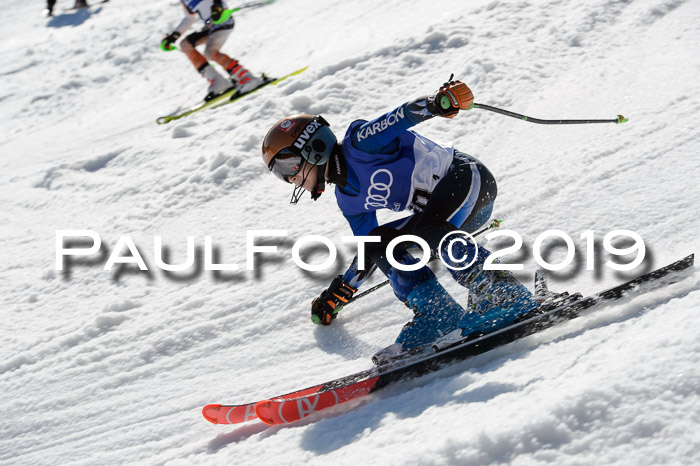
[
  {"x1": 311, "y1": 253, "x2": 378, "y2": 325},
  {"x1": 339, "y1": 211, "x2": 414, "y2": 287},
  {"x1": 350, "y1": 97, "x2": 434, "y2": 154},
  {"x1": 309, "y1": 212, "x2": 379, "y2": 325},
  {"x1": 162, "y1": 4, "x2": 197, "y2": 50},
  {"x1": 311, "y1": 211, "x2": 416, "y2": 325},
  {"x1": 339, "y1": 211, "x2": 379, "y2": 288},
  {"x1": 351, "y1": 80, "x2": 474, "y2": 154},
  {"x1": 344, "y1": 212, "x2": 379, "y2": 237},
  {"x1": 173, "y1": 4, "x2": 198, "y2": 36}
]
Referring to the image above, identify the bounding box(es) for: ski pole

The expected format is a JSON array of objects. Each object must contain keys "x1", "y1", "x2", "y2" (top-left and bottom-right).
[
  {"x1": 471, "y1": 103, "x2": 628, "y2": 125},
  {"x1": 212, "y1": 0, "x2": 277, "y2": 24},
  {"x1": 345, "y1": 218, "x2": 503, "y2": 306}
]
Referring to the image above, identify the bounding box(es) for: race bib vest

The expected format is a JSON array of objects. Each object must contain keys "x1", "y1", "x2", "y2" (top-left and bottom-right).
[{"x1": 335, "y1": 120, "x2": 454, "y2": 216}]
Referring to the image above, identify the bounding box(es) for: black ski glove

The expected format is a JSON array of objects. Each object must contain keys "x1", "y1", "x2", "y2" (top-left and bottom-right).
[
  {"x1": 160, "y1": 31, "x2": 181, "y2": 51},
  {"x1": 311, "y1": 276, "x2": 357, "y2": 325},
  {"x1": 211, "y1": 0, "x2": 224, "y2": 22},
  {"x1": 427, "y1": 76, "x2": 474, "y2": 118}
]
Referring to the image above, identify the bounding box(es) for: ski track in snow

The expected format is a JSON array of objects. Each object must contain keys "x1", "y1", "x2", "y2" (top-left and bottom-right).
[{"x1": 1, "y1": 0, "x2": 699, "y2": 464}]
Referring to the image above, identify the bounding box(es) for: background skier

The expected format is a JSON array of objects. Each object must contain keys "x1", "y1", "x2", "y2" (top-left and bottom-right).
[
  {"x1": 46, "y1": 0, "x2": 89, "y2": 16},
  {"x1": 261, "y1": 78, "x2": 542, "y2": 357},
  {"x1": 161, "y1": 0, "x2": 263, "y2": 101}
]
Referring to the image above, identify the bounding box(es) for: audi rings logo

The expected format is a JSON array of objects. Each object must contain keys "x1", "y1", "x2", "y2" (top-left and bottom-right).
[{"x1": 364, "y1": 169, "x2": 394, "y2": 210}]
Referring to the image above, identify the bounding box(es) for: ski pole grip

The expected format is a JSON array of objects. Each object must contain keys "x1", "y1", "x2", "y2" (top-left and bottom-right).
[
  {"x1": 212, "y1": 9, "x2": 235, "y2": 24},
  {"x1": 160, "y1": 41, "x2": 178, "y2": 52}
]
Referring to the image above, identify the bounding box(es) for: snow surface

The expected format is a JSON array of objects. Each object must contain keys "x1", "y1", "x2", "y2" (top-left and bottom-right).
[{"x1": 1, "y1": 0, "x2": 700, "y2": 464}]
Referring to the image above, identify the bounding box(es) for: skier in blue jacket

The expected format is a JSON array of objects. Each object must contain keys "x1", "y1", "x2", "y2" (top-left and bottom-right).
[{"x1": 261, "y1": 78, "x2": 541, "y2": 356}]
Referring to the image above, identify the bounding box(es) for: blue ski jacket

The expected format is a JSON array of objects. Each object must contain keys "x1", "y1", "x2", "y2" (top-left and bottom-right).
[
  {"x1": 334, "y1": 97, "x2": 456, "y2": 287},
  {"x1": 335, "y1": 97, "x2": 454, "y2": 237}
]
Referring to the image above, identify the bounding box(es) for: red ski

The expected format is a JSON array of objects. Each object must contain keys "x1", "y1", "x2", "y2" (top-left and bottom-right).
[
  {"x1": 202, "y1": 403, "x2": 257, "y2": 425},
  {"x1": 202, "y1": 378, "x2": 378, "y2": 425},
  {"x1": 254, "y1": 378, "x2": 379, "y2": 425}
]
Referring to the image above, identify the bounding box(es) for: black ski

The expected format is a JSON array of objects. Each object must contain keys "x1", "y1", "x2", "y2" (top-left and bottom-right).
[{"x1": 370, "y1": 253, "x2": 694, "y2": 389}]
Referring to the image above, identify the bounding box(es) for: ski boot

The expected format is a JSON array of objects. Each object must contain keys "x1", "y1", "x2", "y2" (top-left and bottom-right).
[
  {"x1": 433, "y1": 268, "x2": 580, "y2": 351},
  {"x1": 233, "y1": 74, "x2": 265, "y2": 95},
  {"x1": 372, "y1": 271, "x2": 466, "y2": 365},
  {"x1": 201, "y1": 63, "x2": 234, "y2": 102},
  {"x1": 225, "y1": 60, "x2": 265, "y2": 96},
  {"x1": 441, "y1": 239, "x2": 541, "y2": 337}
]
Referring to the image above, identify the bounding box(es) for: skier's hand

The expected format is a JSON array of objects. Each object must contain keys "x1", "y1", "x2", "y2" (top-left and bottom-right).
[
  {"x1": 211, "y1": 1, "x2": 224, "y2": 22},
  {"x1": 311, "y1": 276, "x2": 357, "y2": 325},
  {"x1": 428, "y1": 79, "x2": 474, "y2": 118},
  {"x1": 160, "y1": 32, "x2": 181, "y2": 52}
]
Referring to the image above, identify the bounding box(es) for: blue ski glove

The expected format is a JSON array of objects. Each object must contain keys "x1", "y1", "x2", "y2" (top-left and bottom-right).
[{"x1": 311, "y1": 276, "x2": 356, "y2": 325}]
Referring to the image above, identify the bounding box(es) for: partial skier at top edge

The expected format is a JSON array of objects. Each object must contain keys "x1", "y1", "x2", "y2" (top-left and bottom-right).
[{"x1": 160, "y1": 0, "x2": 265, "y2": 102}]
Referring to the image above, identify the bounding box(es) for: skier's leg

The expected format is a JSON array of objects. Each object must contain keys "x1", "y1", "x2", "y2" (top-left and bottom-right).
[
  {"x1": 428, "y1": 150, "x2": 497, "y2": 234},
  {"x1": 411, "y1": 151, "x2": 539, "y2": 334},
  {"x1": 47, "y1": 0, "x2": 56, "y2": 15},
  {"x1": 409, "y1": 150, "x2": 497, "y2": 254},
  {"x1": 203, "y1": 29, "x2": 236, "y2": 70},
  {"x1": 182, "y1": 30, "x2": 233, "y2": 99},
  {"x1": 180, "y1": 31, "x2": 210, "y2": 70},
  {"x1": 204, "y1": 28, "x2": 263, "y2": 94},
  {"x1": 439, "y1": 240, "x2": 540, "y2": 333},
  {"x1": 365, "y1": 226, "x2": 465, "y2": 349}
]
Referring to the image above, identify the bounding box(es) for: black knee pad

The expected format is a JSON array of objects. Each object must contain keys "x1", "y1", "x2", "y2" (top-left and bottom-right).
[{"x1": 185, "y1": 30, "x2": 207, "y2": 47}]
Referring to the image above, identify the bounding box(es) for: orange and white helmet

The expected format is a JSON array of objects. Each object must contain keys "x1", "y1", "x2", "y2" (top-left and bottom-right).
[{"x1": 262, "y1": 114, "x2": 336, "y2": 183}]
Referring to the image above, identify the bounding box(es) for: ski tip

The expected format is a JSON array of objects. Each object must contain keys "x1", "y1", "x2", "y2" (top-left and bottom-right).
[
  {"x1": 202, "y1": 404, "x2": 222, "y2": 424},
  {"x1": 282, "y1": 66, "x2": 308, "y2": 78},
  {"x1": 254, "y1": 400, "x2": 276, "y2": 425}
]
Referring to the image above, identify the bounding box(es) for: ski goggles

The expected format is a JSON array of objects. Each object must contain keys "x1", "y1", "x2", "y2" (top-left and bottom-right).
[{"x1": 269, "y1": 148, "x2": 303, "y2": 183}]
